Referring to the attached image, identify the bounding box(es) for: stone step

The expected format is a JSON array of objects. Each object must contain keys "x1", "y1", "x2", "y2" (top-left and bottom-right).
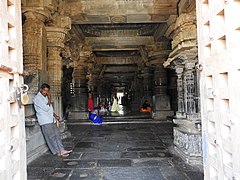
[{"x1": 66, "y1": 118, "x2": 166, "y2": 125}]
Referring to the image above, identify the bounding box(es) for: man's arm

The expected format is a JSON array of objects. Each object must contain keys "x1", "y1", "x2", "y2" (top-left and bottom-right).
[
  {"x1": 53, "y1": 112, "x2": 60, "y2": 121},
  {"x1": 47, "y1": 92, "x2": 52, "y2": 106},
  {"x1": 33, "y1": 95, "x2": 51, "y2": 112}
]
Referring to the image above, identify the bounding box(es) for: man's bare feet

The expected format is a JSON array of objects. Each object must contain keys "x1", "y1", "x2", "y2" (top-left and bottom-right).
[
  {"x1": 57, "y1": 153, "x2": 69, "y2": 158},
  {"x1": 61, "y1": 149, "x2": 72, "y2": 155}
]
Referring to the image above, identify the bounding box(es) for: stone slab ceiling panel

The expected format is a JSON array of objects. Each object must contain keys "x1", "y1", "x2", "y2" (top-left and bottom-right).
[{"x1": 63, "y1": 0, "x2": 177, "y2": 24}]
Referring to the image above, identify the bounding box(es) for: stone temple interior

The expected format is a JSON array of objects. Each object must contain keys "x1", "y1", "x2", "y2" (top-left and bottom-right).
[
  {"x1": 22, "y1": 0, "x2": 200, "y2": 168},
  {"x1": 1, "y1": 0, "x2": 240, "y2": 179}
]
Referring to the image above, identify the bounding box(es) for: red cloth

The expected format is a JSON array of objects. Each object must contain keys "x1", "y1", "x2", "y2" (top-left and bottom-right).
[{"x1": 88, "y1": 99, "x2": 94, "y2": 111}]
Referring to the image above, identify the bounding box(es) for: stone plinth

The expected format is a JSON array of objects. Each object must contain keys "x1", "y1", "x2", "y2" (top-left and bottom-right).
[
  {"x1": 173, "y1": 127, "x2": 202, "y2": 165},
  {"x1": 152, "y1": 95, "x2": 174, "y2": 120},
  {"x1": 26, "y1": 123, "x2": 48, "y2": 163}
]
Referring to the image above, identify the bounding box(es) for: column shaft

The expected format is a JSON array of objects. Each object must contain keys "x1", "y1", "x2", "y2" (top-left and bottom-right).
[{"x1": 153, "y1": 65, "x2": 174, "y2": 120}]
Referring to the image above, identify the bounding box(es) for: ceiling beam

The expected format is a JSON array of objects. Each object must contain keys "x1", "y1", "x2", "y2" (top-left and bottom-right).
[
  {"x1": 93, "y1": 47, "x2": 139, "y2": 51},
  {"x1": 105, "y1": 66, "x2": 137, "y2": 73},
  {"x1": 104, "y1": 72, "x2": 135, "y2": 75},
  {"x1": 70, "y1": 25, "x2": 85, "y2": 41},
  {"x1": 95, "y1": 56, "x2": 141, "y2": 65},
  {"x1": 86, "y1": 36, "x2": 154, "y2": 47}
]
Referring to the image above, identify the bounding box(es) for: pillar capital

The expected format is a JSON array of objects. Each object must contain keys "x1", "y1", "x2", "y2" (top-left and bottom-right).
[
  {"x1": 22, "y1": 8, "x2": 51, "y2": 23},
  {"x1": 46, "y1": 15, "x2": 71, "y2": 48},
  {"x1": 79, "y1": 44, "x2": 93, "y2": 62},
  {"x1": 175, "y1": 66, "x2": 184, "y2": 74},
  {"x1": 46, "y1": 27, "x2": 68, "y2": 48},
  {"x1": 184, "y1": 61, "x2": 197, "y2": 70},
  {"x1": 164, "y1": 11, "x2": 197, "y2": 68},
  {"x1": 46, "y1": 15, "x2": 71, "y2": 97}
]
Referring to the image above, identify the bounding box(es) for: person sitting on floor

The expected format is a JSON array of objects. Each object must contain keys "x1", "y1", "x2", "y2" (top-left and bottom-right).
[
  {"x1": 98, "y1": 100, "x2": 109, "y2": 115},
  {"x1": 140, "y1": 100, "x2": 151, "y2": 112}
]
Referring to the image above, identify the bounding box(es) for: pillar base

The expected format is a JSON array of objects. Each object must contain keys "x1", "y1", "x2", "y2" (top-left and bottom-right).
[
  {"x1": 131, "y1": 103, "x2": 141, "y2": 112},
  {"x1": 152, "y1": 110, "x2": 174, "y2": 120},
  {"x1": 175, "y1": 112, "x2": 186, "y2": 119},
  {"x1": 173, "y1": 127, "x2": 203, "y2": 165},
  {"x1": 27, "y1": 144, "x2": 48, "y2": 164}
]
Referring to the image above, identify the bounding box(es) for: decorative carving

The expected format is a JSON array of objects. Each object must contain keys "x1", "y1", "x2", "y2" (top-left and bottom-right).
[
  {"x1": 184, "y1": 62, "x2": 197, "y2": 115},
  {"x1": 62, "y1": 44, "x2": 73, "y2": 68},
  {"x1": 139, "y1": 46, "x2": 149, "y2": 63},
  {"x1": 110, "y1": 16, "x2": 127, "y2": 23},
  {"x1": 164, "y1": 12, "x2": 197, "y2": 68},
  {"x1": 174, "y1": 128, "x2": 202, "y2": 157},
  {"x1": 175, "y1": 66, "x2": 185, "y2": 115},
  {"x1": 46, "y1": 16, "x2": 71, "y2": 96},
  {"x1": 22, "y1": 11, "x2": 48, "y2": 70}
]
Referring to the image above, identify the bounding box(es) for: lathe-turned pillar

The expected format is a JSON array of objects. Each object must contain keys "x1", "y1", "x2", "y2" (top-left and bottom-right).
[
  {"x1": 152, "y1": 65, "x2": 173, "y2": 120},
  {"x1": 69, "y1": 53, "x2": 89, "y2": 120},
  {"x1": 22, "y1": 10, "x2": 49, "y2": 126},
  {"x1": 22, "y1": 8, "x2": 51, "y2": 163},
  {"x1": 46, "y1": 18, "x2": 70, "y2": 122},
  {"x1": 175, "y1": 66, "x2": 186, "y2": 118},
  {"x1": 87, "y1": 62, "x2": 98, "y2": 107},
  {"x1": 46, "y1": 24, "x2": 70, "y2": 124},
  {"x1": 141, "y1": 67, "x2": 153, "y2": 104},
  {"x1": 130, "y1": 74, "x2": 143, "y2": 111},
  {"x1": 184, "y1": 62, "x2": 199, "y2": 119}
]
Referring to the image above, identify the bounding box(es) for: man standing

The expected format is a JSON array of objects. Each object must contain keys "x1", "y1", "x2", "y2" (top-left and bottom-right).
[{"x1": 33, "y1": 83, "x2": 72, "y2": 157}]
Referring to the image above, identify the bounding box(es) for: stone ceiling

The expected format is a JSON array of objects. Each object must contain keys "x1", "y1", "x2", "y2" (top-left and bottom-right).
[{"x1": 63, "y1": 0, "x2": 178, "y2": 90}]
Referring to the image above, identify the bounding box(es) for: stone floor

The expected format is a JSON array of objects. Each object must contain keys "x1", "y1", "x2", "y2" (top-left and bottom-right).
[{"x1": 27, "y1": 115, "x2": 204, "y2": 180}]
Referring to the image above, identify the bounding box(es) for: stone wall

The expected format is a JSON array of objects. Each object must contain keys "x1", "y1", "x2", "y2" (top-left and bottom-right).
[
  {"x1": 0, "y1": 1, "x2": 27, "y2": 179},
  {"x1": 197, "y1": 0, "x2": 240, "y2": 179}
]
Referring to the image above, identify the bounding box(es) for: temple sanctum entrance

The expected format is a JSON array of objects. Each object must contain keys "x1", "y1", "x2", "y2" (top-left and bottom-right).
[{"x1": 0, "y1": 0, "x2": 240, "y2": 179}]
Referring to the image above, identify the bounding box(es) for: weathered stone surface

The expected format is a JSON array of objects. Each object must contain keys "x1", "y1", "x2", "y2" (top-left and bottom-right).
[
  {"x1": 48, "y1": 169, "x2": 72, "y2": 179},
  {"x1": 164, "y1": 11, "x2": 197, "y2": 67},
  {"x1": 81, "y1": 152, "x2": 121, "y2": 159},
  {"x1": 173, "y1": 128, "x2": 202, "y2": 164},
  {"x1": 27, "y1": 121, "x2": 203, "y2": 179},
  {"x1": 63, "y1": 0, "x2": 177, "y2": 24},
  {"x1": 57, "y1": 160, "x2": 97, "y2": 169},
  {"x1": 97, "y1": 159, "x2": 132, "y2": 167},
  {"x1": 102, "y1": 167, "x2": 165, "y2": 180},
  {"x1": 70, "y1": 169, "x2": 103, "y2": 180},
  {"x1": 132, "y1": 158, "x2": 172, "y2": 167}
]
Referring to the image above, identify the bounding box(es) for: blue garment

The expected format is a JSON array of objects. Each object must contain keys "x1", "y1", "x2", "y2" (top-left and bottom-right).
[
  {"x1": 89, "y1": 113, "x2": 103, "y2": 124},
  {"x1": 33, "y1": 92, "x2": 54, "y2": 125}
]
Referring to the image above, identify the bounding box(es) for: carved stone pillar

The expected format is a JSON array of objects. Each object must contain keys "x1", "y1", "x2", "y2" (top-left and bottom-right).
[
  {"x1": 130, "y1": 75, "x2": 142, "y2": 111},
  {"x1": 152, "y1": 65, "x2": 174, "y2": 120},
  {"x1": 22, "y1": 10, "x2": 49, "y2": 126},
  {"x1": 46, "y1": 26, "x2": 69, "y2": 122},
  {"x1": 175, "y1": 66, "x2": 186, "y2": 118},
  {"x1": 172, "y1": 61, "x2": 202, "y2": 165},
  {"x1": 68, "y1": 53, "x2": 89, "y2": 120},
  {"x1": 22, "y1": 9, "x2": 50, "y2": 163},
  {"x1": 168, "y1": 69, "x2": 178, "y2": 112},
  {"x1": 142, "y1": 67, "x2": 153, "y2": 103},
  {"x1": 46, "y1": 16, "x2": 71, "y2": 134},
  {"x1": 87, "y1": 62, "x2": 97, "y2": 92},
  {"x1": 164, "y1": 9, "x2": 202, "y2": 165},
  {"x1": 173, "y1": 63, "x2": 202, "y2": 165},
  {"x1": 87, "y1": 62, "x2": 98, "y2": 107},
  {"x1": 184, "y1": 62, "x2": 198, "y2": 119}
]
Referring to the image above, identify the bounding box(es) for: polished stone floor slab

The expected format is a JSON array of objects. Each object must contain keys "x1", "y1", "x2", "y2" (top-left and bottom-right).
[{"x1": 27, "y1": 121, "x2": 203, "y2": 180}]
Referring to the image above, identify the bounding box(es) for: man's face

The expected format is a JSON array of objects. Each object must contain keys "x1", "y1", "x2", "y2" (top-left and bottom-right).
[{"x1": 40, "y1": 88, "x2": 49, "y2": 97}]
